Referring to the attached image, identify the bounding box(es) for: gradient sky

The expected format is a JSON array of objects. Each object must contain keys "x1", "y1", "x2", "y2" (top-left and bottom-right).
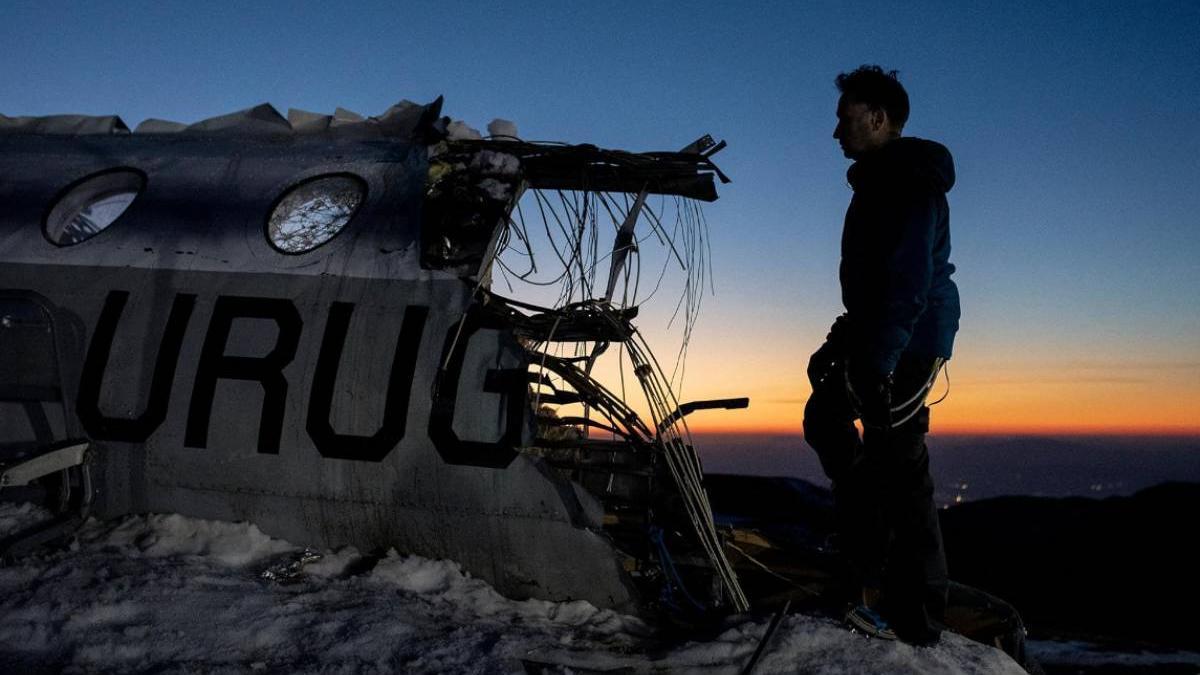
[{"x1": 3, "y1": 1, "x2": 1197, "y2": 435}]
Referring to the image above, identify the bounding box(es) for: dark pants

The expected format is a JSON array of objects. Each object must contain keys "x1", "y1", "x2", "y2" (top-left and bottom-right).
[{"x1": 803, "y1": 350, "x2": 948, "y2": 642}]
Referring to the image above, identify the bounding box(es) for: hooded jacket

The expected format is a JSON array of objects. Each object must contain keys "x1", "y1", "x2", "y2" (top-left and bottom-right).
[{"x1": 840, "y1": 136, "x2": 960, "y2": 377}]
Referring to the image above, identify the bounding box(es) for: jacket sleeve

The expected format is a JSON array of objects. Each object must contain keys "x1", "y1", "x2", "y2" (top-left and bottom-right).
[{"x1": 860, "y1": 190, "x2": 938, "y2": 376}]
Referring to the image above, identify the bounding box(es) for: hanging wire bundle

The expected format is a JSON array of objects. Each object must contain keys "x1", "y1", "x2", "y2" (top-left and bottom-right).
[
  {"x1": 624, "y1": 327, "x2": 750, "y2": 612},
  {"x1": 495, "y1": 188, "x2": 714, "y2": 394},
  {"x1": 519, "y1": 315, "x2": 748, "y2": 612},
  {"x1": 482, "y1": 166, "x2": 747, "y2": 612}
]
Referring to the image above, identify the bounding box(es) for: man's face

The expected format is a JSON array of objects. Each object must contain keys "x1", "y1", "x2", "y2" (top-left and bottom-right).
[{"x1": 833, "y1": 96, "x2": 892, "y2": 159}]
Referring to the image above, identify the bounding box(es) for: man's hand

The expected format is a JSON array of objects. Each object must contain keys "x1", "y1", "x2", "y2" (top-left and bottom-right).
[
  {"x1": 807, "y1": 343, "x2": 841, "y2": 390},
  {"x1": 846, "y1": 360, "x2": 893, "y2": 429},
  {"x1": 807, "y1": 315, "x2": 850, "y2": 390}
]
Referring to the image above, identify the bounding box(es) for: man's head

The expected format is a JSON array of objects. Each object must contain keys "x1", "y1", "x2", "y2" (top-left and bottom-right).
[{"x1": 833, "y1": 65, "x2": 909, "y2": 159}]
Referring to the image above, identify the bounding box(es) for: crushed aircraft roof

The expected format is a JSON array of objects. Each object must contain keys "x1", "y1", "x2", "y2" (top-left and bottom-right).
[{"x1": 0, "y1": 98, "x2": 727, "y2": 201}]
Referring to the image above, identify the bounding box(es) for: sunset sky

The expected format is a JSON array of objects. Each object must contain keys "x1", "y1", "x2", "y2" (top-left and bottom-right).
[{"x1": 3, "y1": 1, "x2": 1197, "y2": 436}]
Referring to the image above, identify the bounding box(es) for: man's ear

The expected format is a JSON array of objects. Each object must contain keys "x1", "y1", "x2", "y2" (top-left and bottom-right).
[{"x1": 870, "y1": 107, "x2": 888, "y2": 132}]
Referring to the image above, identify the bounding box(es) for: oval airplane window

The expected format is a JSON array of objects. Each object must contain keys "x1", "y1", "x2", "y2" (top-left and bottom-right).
[
  {"x1": 43, "y1": 169, "x2": 145, "y2": 246},
  {"x1": 266, "y1": 174, "x2": 366, "y2": 254}
]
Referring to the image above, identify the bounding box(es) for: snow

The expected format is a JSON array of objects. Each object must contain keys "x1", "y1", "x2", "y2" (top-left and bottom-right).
[
  {"x1": 472, "y1": 150, "x2": 520, "y2": 176},
  {"x1": 447, "y1": 120, "x2": 483, "y2": 141},
  {"x1": 478, "y1": 178, "x2": 513, "y2": 201},
  {"x1": 487, "y1": 119, "x2": 519, "y2": 139},
  {"x1": 0, "y1": 500, "x2": 50, "y2": 534},
  {"x1": 447, "y1": 118, "x2": 519, "y2": 142},
  {"x1": 0, "y1": 501, "x2": 1025, "y2": 674},
  {"x1": 99, "y1": 512, "x2": 294, "y2": 566},
  {"x1": 470, "y1": 148, "x2": 520, "y2": 200}
]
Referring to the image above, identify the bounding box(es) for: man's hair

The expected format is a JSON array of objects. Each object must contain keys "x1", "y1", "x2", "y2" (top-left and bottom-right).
[{"x1": 835, "y1": 65, "x2": 910, "y2": 129}]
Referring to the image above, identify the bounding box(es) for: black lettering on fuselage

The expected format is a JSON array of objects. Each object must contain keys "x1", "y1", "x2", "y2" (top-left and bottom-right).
[
  {"x1": 307, "y1": 302, "x2": 428, "y2": 462},
  {"x1": 429, "y1": 309, "x2": 524, "y2": 468},
  {"x1": 77, "y1": 290, "x2": 196, "y2": 442},
  {"x1": 185, "y1": 296, "x2": 301, "y2": 454},
  {"x1": 74, "y1": 289, "x2": 525, "y2": 466}
]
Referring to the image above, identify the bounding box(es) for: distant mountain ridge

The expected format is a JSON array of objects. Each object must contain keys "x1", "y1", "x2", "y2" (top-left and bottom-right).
[
  {"x1": 693, "y1": 433, "x2": 1200, "y2": 504},
  {"x1": 928, "y1": 435, "x2": 1200, "y2": 503},
  {"x1": 704, "y1": 472, "x2": 1200, "y2": 654},
  {"x1": 940, "y1": 481, "x2": 1200, "y2": 649}
]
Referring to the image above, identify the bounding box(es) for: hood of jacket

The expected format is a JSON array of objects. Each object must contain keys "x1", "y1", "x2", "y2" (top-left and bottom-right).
[{"x1": 847, "y1": 137, "x2": 955, "y2": 194}]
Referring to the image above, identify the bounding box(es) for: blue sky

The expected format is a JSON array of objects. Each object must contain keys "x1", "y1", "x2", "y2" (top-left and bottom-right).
[{"x1": 3, "y1": 1, "x2": 1198, "y2": 432}]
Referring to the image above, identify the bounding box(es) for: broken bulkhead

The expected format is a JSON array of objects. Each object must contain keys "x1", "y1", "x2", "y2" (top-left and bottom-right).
[{"x1": 0, "y1": 98, "x2": 748, "y2": 618}]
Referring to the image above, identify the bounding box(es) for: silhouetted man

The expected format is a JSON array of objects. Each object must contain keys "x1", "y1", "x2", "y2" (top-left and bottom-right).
[{"x1": 804, "y1": 65, "x2": 960, "y2": 645}]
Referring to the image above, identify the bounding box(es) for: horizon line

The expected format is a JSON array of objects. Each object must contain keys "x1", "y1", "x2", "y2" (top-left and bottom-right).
[{"x1": 686, "y1": 427, "x2": 1200, "y2": 438}]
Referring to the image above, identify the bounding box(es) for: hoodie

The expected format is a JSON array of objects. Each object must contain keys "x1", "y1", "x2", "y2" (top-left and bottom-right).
[{"x1": 840, "y1": 136, "x2": 961, "y2": 376}]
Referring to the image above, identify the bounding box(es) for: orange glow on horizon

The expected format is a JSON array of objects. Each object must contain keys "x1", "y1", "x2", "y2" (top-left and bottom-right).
[
  {"x1": 640, "y1": 349, "x2": 1200, "y2": 439},
  {"x1": 683, "y1": 422, "x2": 1200, "y2": 437},
  {"x1": 679, "y1": 398, "x2": 1200, "y2": 435},
  {"x1": 571, "y1": 327, "x2": 1200, "y2": 440}
]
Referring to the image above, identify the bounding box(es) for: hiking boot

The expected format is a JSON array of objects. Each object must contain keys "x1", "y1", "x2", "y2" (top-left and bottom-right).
[
  {"x1": 893, "y1": 621, "x2": 943, "y2": 647},
  {"x1": 844, "y1": 604, "x2": 897, "y2": 640}
]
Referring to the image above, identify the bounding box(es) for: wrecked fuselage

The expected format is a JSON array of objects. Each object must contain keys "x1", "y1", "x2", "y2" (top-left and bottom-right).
[{"x1": 0, "y1": 99, "x2": 746, "y2": 616}]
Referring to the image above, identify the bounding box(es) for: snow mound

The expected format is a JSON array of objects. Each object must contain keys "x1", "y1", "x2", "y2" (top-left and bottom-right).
[
  {"x1": 85, "y1": 512, "x2": 294, "y2": 567},
  {"x1": 371, "y1": 549, "x2": 642, "y2": 636},
  {"x1": 0, "y1": 507, "x2": 1025, "y2": 674},
  {"x1": 0, "y1": 500, "x2": 53, "y2": 537}
]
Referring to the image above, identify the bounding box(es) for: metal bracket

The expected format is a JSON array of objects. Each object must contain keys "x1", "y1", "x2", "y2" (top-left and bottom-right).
[
  {"x1": 0, "y1": 441, "x2": 89, "y2": 487},
  {"x1": 658, "y1": 397, "x2": 749, "y2": 433},
  {"x1": 1, "y1": 440, "x2": 94, "y2": 560}
]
